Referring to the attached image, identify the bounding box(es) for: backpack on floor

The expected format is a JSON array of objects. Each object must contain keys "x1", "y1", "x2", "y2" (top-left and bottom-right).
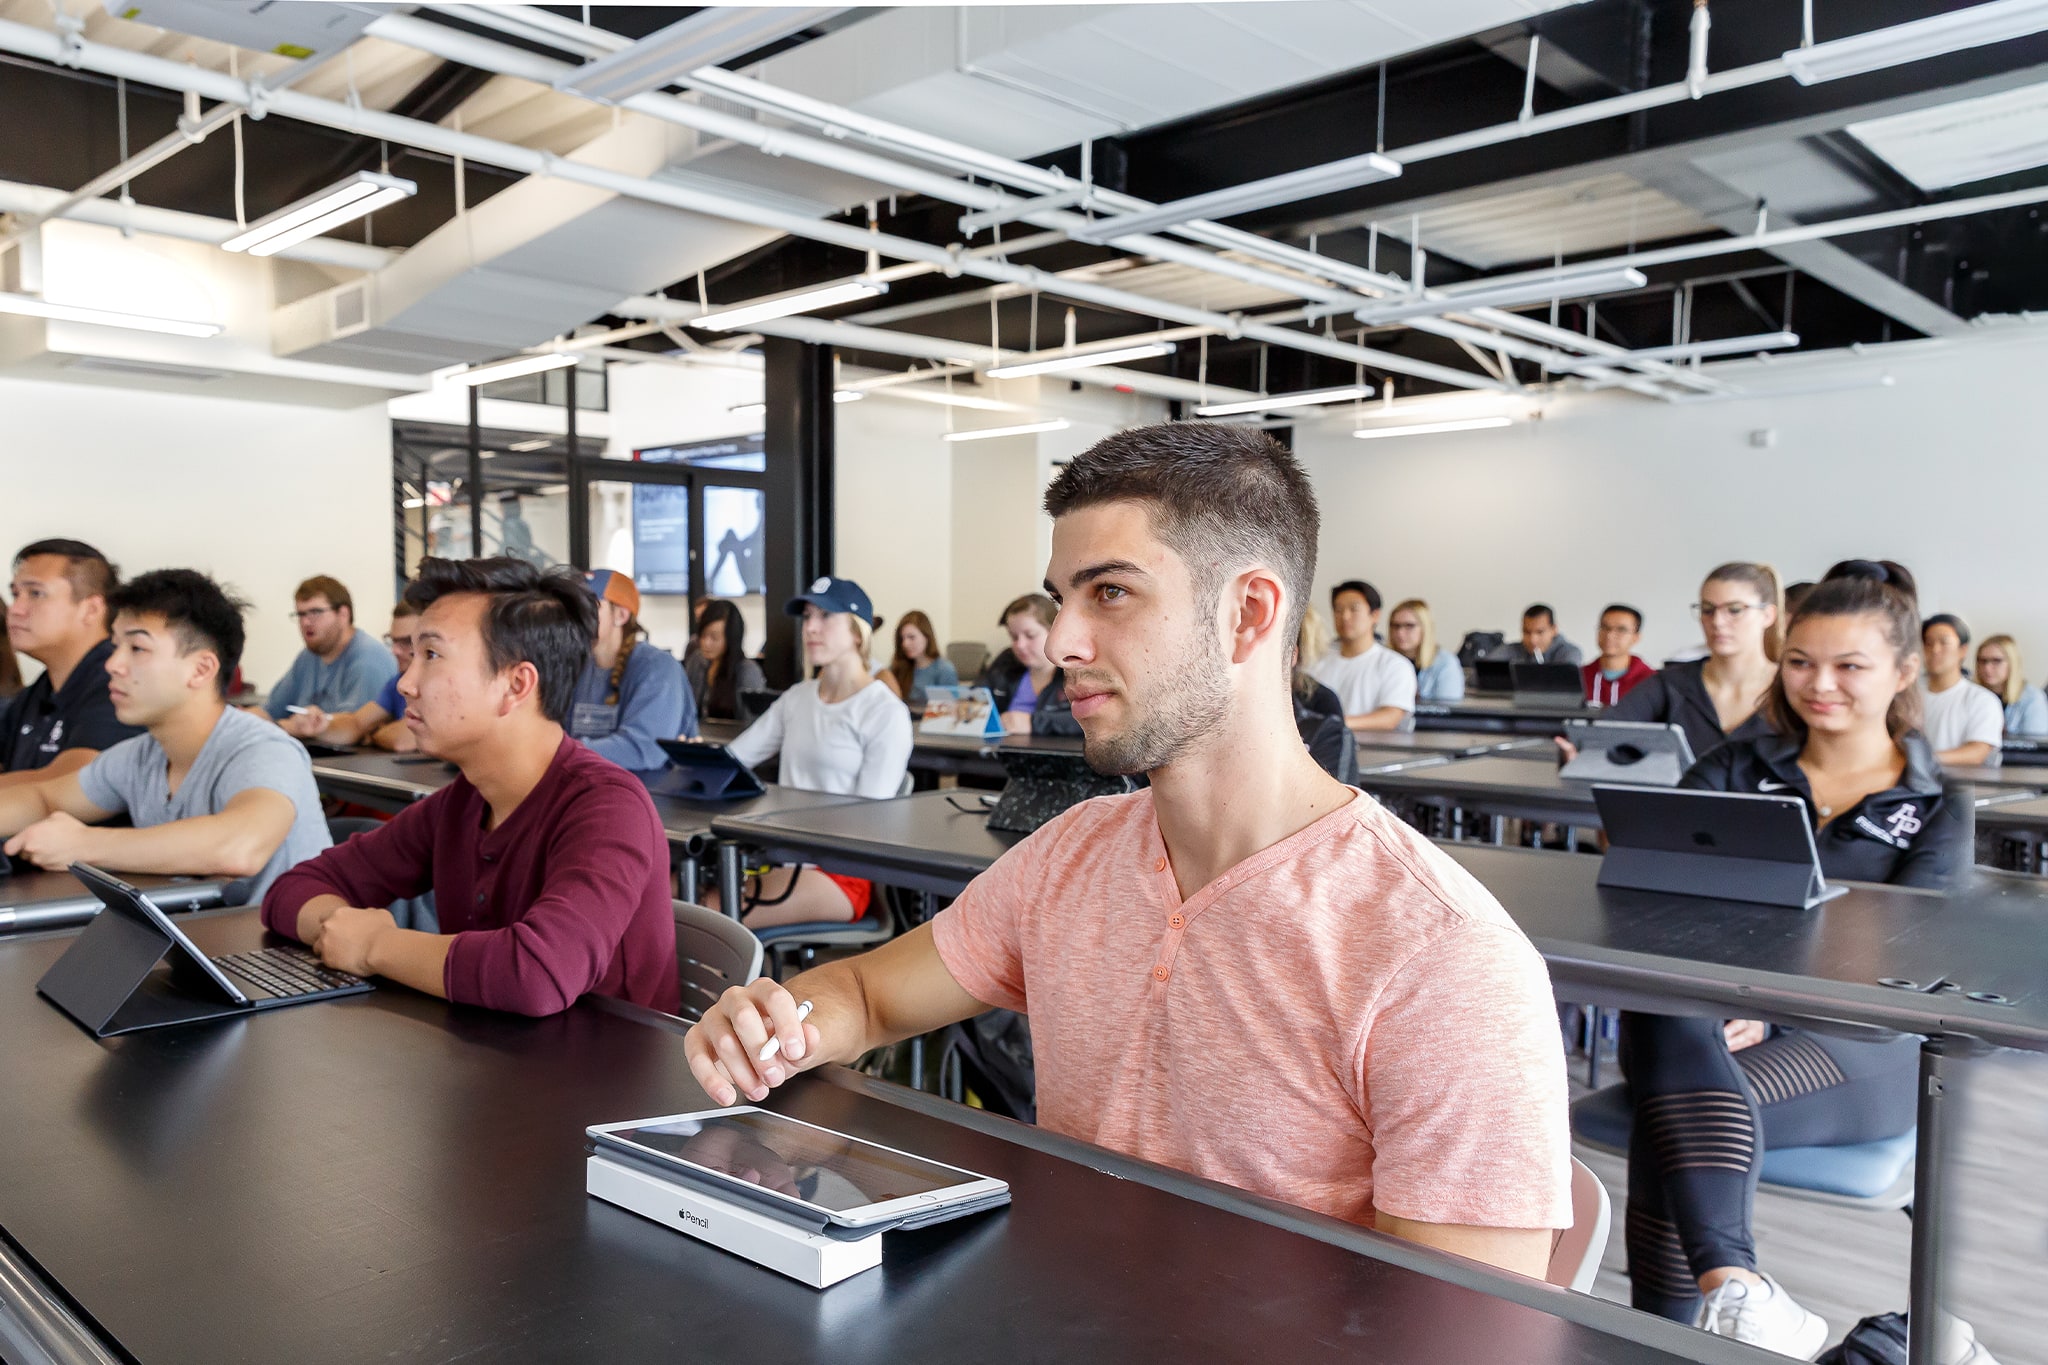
[{"x1": 1817, "y1": 1313, "x2": 1908, "y2": 1365}]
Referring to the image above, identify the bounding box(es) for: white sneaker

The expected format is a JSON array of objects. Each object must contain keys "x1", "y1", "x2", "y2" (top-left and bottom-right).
[
  {"x1": 1694, "y1": 1274, "x2": 1830, "y2": 1359},
  {"x1": 1943, "y1": 1316, "x2": 2001, "y2": 1365}
]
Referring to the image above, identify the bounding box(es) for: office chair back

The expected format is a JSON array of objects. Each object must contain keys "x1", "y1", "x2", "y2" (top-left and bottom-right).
[
  {"x1": 673, "y1": 900, "x2": 763, "y2": 1022},
  {"x1": 946, "y1": 641, "x2": 990, "y2": 680},
  {"x1": 326, "y1": 816, "x2": 384, "y2": 844}
]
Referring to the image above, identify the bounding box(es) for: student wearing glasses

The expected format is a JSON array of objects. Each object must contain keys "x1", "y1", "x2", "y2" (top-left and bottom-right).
[
  {"x1": 279, "y1": 600, "x2": 421, "y2": 751},
  {"x1": 1918, "y1": 614, "x2": 2002, "y2": 767},
  {"x1": 262, "y1": 576, "x2": 399, "y2": 722},
  {"x1": 1600, "y1": 563, "x2": 1781, "y2": 760},
  {"x1": 1615, "y1": 561, "x2": 1979, "y2": 1357},
  {"x1": 1387, "y1": 599, "x2": 1464, "y2": 702},
  {"x1": 1583, "y1": 605, "x2": 1653, "y2": 707},
  {"x1": 1976, "y1": 634, "x2": 2048, "y2": 737}
]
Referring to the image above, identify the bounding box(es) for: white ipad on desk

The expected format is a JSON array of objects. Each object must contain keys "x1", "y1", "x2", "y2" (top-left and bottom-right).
[{"x1": 588, "y1": 1107, "x2": 1009, "y2": 1232}]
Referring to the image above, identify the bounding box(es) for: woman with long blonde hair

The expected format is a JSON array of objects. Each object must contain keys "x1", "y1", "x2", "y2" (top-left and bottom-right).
[
  {"x1": 1387, "y1": 598, "x2": 1463, "y2": 701},
  {"x1": 1977, "y1": 633, "x2": 2048, "y2": 736}
]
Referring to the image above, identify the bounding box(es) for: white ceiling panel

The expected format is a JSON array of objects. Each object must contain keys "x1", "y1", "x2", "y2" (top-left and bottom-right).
[
  {"x1": 1848, "y1": 80, "x2": 2048, "y2": 191},
  {"x1": 1379, "y1": 173, "x2": 1712, "y2": 269}
]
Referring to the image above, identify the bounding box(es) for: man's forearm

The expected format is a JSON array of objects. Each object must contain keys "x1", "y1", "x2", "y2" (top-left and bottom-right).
[
  {"x1": 1347, "y1": 706, "x2": 1408, "y2": 733},
  {"x1": 780, "y1": 959, "x2": 883, "y2": 1065},
  {"x1": 291, "y1": 893, "x2": 349, "y2": 945},
  {"x1": 366, "y1": 927, "x2": 452, "y2": 998},
  {"x1": 0, "y1": 752, "x2": 92, "y2": 791},
  {"x1": 78, "y1": 815, "x2": 282, "y2": 880},
  {"x1": 0, "y1": 783, "x2": 59, "y2": 837}
]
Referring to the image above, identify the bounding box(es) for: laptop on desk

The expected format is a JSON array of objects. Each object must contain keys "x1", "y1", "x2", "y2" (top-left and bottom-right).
[
  {"x1": 1509, "y1": 662, "x2": 1584, "y2": 702},
  {"x1": 1472, "y1": 659, "x2": 1514, "y2": 694},
  {"x1": 37, "y1": 865, "x2": 371, "y2": 1037}
]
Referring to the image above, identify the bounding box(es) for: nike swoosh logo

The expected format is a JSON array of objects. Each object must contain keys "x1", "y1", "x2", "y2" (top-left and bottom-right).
[{"x1": 1758, "y1": 780, "x2": 1790, "y2": 792}]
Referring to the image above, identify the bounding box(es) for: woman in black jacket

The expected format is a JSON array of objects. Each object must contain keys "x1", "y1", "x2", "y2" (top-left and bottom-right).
[
  {"x1": 1609, "y1": 561, "x2": 1783, "y2": 759},
  {"x1": 1618, "y1": 561, "x2": 1963, "y2": 1353}
]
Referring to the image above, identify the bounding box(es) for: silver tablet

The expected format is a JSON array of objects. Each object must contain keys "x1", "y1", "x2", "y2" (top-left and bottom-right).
[
  {"x1": 1561, "y1": 720, "x2": 1695, "y2": 787},
  {"x1": 588, "y1": 1107, "x2": 1009, "y2": 1230}
]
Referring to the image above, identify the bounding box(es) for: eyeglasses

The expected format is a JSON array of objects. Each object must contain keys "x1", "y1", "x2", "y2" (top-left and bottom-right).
[
  {"x1": 1692, "y1": 602, "x2": 1764, "y2": 621},
  {"x1": 290, "y1": 607, "x2": 334, "y2": 623},
  {"x1": 382, "y1": 634, "x2": 416, "y2": 650}
]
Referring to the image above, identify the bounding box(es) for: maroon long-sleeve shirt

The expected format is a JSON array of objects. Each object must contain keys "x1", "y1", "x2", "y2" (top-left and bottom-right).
[{"x1": 264, "y1": 735, "x2": 679, "y2": 1017}]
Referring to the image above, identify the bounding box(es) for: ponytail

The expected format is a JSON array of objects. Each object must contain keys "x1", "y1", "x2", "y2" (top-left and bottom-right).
[
  {"x1": 1764, "y1": 559, "x2": 1923, "y2": 741},
  {"x1": 1705, "y1": 561, "x2": 1784, "y2": 661}
]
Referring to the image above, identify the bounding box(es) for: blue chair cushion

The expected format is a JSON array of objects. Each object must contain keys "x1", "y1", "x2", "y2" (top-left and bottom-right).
[{"x1": 1571, "y1": 1087, "x2": 1916, "y2": 1201}]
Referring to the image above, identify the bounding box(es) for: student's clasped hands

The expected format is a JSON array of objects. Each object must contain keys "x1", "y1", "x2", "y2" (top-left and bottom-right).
[
  {"x1": 686, "y1": 979, "x2": 826, "y2": 1106},
  {"x1": 4, "y1": 811, "x2": 96, "y2": 870},
  {"x1": 308, "y1": 903, "x2": 398, "y2": 975}
]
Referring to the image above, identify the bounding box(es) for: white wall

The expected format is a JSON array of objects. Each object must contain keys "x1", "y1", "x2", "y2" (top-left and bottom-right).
[
  {"x1": 1293, "y1": 322, "x2": 2048, "y2": 674},
  {"x1": 0, "y1": 375, "x2": 392, "y2": 686}
]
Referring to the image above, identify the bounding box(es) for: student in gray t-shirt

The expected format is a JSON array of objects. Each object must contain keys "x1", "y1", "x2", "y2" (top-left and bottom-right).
[{"x1": 0, "y1": 569, "x2": 331, "y2": 903}]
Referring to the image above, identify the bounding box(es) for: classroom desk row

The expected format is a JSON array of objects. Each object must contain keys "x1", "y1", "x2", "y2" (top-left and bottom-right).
[
  {"x1": 0, "y1": 906, "x2": 1767, "y2": 1365},
  {"x1": 706, "y1": 786, "x2": 2048, "y2": 1365},
  {"x1": 0, "y1": 869, "x2": 226, "y2": 935}
]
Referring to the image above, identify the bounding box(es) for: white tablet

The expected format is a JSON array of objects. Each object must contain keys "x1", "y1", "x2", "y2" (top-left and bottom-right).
[{"x1": 587, "y1": 1107, "x2": 1010, "y2": 1232}]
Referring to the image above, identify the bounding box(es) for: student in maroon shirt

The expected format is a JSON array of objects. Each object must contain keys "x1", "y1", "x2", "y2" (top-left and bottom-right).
[
  {"x1": 262, "y1": 557, "x2": 679, "y2": 1017},
  {"x1": 1582, "y1": 603, "x2": 1654, "y2": 707}
]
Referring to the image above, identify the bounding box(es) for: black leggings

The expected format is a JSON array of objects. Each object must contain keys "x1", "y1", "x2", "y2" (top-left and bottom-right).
[{"x1": 1617, "y1": 1012, "x2": 1918, "y2": 1322}]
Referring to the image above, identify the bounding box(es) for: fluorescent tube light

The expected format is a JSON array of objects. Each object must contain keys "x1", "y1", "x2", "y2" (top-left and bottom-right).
[
  {"x1": 1352, "y1": 416, "x2": 1513, "y2": 441},
  {"x1": 1782, "y1": 0, "x2": 2048, "y2": 84},
  {"x1": 508, "y1": 437, "x2": 554, "y2": 452},
  {"x1": 452, "y1": 352, "x2": 579, "y2": 387},
  {"x1": 862, "y1": 386, "x2": 1024, "y2": 413},
  {"x1": 986, "y1": 342, "x2": 1176, "y2": 379},
  {"x1": 1355, "y1": 268, "x2": 1647, "y2": 325},
  {"x1": 221, "y1": 171, "x2": 416, "y2": 257},
  {"x1": 944, "y1": 419, "x2": 1071, "y2": 443},
  {"x1": 691, "y1": 278, "x2": 887, "y2": 332},
  {"x1": 729, "y1": 402, "x2": 766, "y2": 419},
  {"x1": 0, "y1": 290, "x2": 222, "y2": 337},
  {"x1": 1194, "y1": 385, "x2": 1374, "y2": 417},
  {"x1": 833, "y1": 390, "x2": 863, "y2": 403},
  {"x1": 1072, "y1": 152, "x2": 1403, "y2": 242},
  {"x1": 1613, "y1": 331, "x2": 1800, "y2": 363}
]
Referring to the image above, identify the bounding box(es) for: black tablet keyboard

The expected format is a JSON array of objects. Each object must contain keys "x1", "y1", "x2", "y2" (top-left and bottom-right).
[{"x1": 216, "y1": 947, "x2": 366, "y2": 1000}]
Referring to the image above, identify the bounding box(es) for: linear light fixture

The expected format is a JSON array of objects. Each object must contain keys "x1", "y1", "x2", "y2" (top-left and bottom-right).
[
  {"x1": 221, "y1": 171, "x2": 416, "y2": 257},
  {"x1": 691, "y1": 278, "x2": 887, "y2": 332},
  {"x1": 1072, "y1": 151, "x2": 1403, "y2": 243},
  {"x1": 727, "y1": 391, "x2": 862, "y2": 420},
  {"x1": 1355, "y1": 268, "x2": 1647, "y2": 325},
  {"x1": 1194, "y1": 385, "x2": 1374, "y2": 417},
  {"x1": 508, "y1": 437, "x2": 554, "y2": 452},
  {"x1": 1781, "y1": 0, "x2": 2048, "y2": 84},
  {"x1": 1610, "y1": 331, "x2": 1801, "y2": 364},
  {"x1": 943, "y1": 419, "x2": 1070, "y2": 443},
  {"x1": 451, "y1": 352, "x2": 578, "y2": 387},
  {"x1": 555, "y1": 7, "x2": 844, "y2": 103},
  {"x1": 986, "y1": 342, "x2": 1175, "y2": 379},
  {"x1": 1352, "y1": 416, "x2": 1513, "y2": 441},
  {"x1": 0, "y1": 290, "x2": 222, "y2": 337}
]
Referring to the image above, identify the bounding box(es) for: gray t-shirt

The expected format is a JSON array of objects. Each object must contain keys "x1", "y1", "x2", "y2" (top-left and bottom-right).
[
  {"x1": 78, "y1": 706, "x2": 332, "y2": 903},
  {"x1": 265, "y1": 629, "x2": 398, "y2": 719}
]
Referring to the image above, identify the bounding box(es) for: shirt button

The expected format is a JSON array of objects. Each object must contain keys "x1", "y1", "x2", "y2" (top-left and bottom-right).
[
  {"x1": 475, "y1": 893, "x2": 485, "y2": 905},
  {"x1": 1152, "y1": 965, "x2": 1169, "y2": 981},
  {"x1": 1153, "y1": 857, "x2": 1167, "y2": 873},
  {"x1": 1168, "y1": 914, "x2": 1185, "y2": 930}
]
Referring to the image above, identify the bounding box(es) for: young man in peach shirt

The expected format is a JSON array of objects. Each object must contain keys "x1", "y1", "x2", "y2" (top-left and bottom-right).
[{"x1": 685, "y1": 422, "x2": 1571, "y2": 1276}]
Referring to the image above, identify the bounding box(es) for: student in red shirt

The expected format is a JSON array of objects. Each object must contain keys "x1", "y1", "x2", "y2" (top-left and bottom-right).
[
  {"x1": 262, "y1": 557, "x2": 678, "y2": 1017},
  {"x1": 1583, "y1": 604, "x2": 1654, "y2": 707}
]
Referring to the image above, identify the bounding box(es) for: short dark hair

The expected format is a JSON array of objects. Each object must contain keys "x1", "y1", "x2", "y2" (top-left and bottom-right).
[
  {"x1": 403, "y1": 557, "x2": 596, "y2": 724},
  {"x1": 295, "y1": 574, "x2": 354, "y2": 623},
  {"x1": 15, "y1": 538, "x2": 119, "y2": 603},
  {"x1": 108, "y1": 569, "x2": 247, "y2": 698},
  {"x1": 1522, "y1": 604, "x2": 1556, "y2": 626},
  {"x1": 1330, "y1": 579, "x2": 1381, "y2": 612},
  {"x1": 1600, "y1": 604, "x2": 1643, "y2": 631},
  {"x1": 1922, "y1": 612, "x2": 1969, "y2": 646},
  {"x1": 1043, "y1": 423, "x2": 1319, "y2": 651}
]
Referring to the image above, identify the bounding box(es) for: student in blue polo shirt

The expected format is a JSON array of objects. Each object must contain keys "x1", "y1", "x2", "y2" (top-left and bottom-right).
[
  {"x1": 566, "y1": 570, "x2": 695, "y2": 770},
  {"x1": 2, "y1": 539, "x2": 142, "y2": 789},
  {"x1": 1616, "y1": 560, "x2": 1965, "y2": 1354}
]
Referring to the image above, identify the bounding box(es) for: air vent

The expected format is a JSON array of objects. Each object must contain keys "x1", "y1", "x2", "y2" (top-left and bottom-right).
[
  {"x1": 330, "y1": 281, "x2": 369, "y2": 336},
  {"x1": 61, "y1": 354, "x2": 227, "y2": 382}
]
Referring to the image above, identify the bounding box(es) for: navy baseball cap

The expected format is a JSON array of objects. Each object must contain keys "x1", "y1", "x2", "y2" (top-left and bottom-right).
[{"x1": 785, "y1": 575, "x2": 874, "y2": 622}]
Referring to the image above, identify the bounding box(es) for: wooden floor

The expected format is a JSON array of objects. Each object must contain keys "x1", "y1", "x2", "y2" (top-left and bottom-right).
[{"x1": 1574, "y1": 1048, "x2": 2048, "y2": 1364}]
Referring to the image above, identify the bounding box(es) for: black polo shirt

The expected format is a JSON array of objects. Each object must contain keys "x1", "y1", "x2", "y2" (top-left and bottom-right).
[
  {"x1": 0, "y1": 639, "x2": 142, "y2": 774},
  {"x1": 1680, "y1": 730, "x2": 1962, "y2": 889}
]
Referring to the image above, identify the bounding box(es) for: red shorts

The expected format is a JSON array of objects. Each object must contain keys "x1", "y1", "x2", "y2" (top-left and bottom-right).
[{"x1": 817, "y1": 870, "x2": 873, "y2": 919}]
